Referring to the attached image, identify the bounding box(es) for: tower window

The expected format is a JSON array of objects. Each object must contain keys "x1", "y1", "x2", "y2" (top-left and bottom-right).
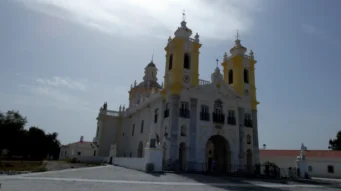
[
  {"x1": 229, "y1": 70, "x2": 233, "y2": 84},
  {"x1": 184, "y1": 53, "x2": 190, "y2": 69},
  {"x1": 169, "y1": 54, "x2": 173, "y2": 70},
  {"x1": 244, "y1": 69, "x2": 249, "y2": 84},
  {"x1": 247, "y1": 134, "x2": 251, "y2": 144},
  {"x1": 132, "y1": 124, "x2": 135, "y2": 136}
]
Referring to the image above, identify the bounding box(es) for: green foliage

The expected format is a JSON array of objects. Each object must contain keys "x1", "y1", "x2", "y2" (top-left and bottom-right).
[
  {"x1": 0, "y1": 110, "x2": 61, "y2": 160},
  {"x1": 329, "y1": 130, "x2": 341, "y2": 150}
]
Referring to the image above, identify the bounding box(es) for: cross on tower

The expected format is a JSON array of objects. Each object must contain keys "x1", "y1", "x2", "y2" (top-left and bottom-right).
[
  {"x1": 216, "y1": 58, "x2": 219, "y2": 67},
  {"x1": 236, "y1": 30, "x2": 240, "y2": 40},
  {"x1": 182, "y1": 10, "x2": 186, "y2": 21}
]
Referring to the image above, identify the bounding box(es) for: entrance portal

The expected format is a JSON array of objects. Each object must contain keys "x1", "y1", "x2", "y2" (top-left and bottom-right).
[
  {"x1": 205, "y1": 135, "x2": 231, "y2": 173},
  {"x1": 179, "y1": 142, "x2": 187, "y2": 171}
]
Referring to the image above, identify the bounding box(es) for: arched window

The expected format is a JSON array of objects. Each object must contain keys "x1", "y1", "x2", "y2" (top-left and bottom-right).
[
  {"x1": 244, "y1": 69, "x2": 249, "y2": 83},
  {"x1": 168, "y1": 54, "x2": 173, "y2": 70},
  {"x1": 184, "y1": 53, "x2": 190, "y2": 69},
  {"x1": 228, "y1": 70, "x2": 233, "y2": 84},
  {"x1": 247, "y1": 134, "x2": 251, "y2": 144}
]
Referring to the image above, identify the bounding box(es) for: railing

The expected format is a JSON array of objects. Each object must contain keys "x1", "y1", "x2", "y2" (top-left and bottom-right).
[
  {"x1": 179, "y1": 109, "x2": 190, "y2": 118},
  {"x1": 213, "y1": 113, "x2": 225, "y2": 123},
  {"x1": 244, "y1": 119, "x2": 253, "y2": 127},
  {"x1": 199, "y1": 79, "x2": 210, "y2": 85},
  {"x1": 199, "y1": 112, "x2": 210, "y2": 121},
  {"x1": 227, "y1": 117, "x2": 236, "y2": 125}
]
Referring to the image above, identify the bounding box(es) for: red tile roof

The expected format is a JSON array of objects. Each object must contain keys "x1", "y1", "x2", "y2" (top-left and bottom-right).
[{"x1": 259, "y1": 150, "x2": 341, "y2": 159}]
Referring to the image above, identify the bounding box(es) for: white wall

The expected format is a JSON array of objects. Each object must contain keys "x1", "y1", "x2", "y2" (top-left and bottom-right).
[
  {"x1": 113, "y1": 157, "x2": 146, "y2": 171},
  {"x1": 75, "y1": 156, "x2": 106, "y2": 164},
  {"x1": 260, "y1": 155, "x2": 341, "y2": 178}
]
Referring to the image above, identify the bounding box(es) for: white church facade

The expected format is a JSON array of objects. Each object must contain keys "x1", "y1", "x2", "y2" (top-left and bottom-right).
[{"x1": 93, "y1": 18, "x2": 260, "y2": 172}]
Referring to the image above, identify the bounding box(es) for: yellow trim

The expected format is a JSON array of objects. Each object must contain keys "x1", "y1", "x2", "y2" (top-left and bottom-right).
[
  {"x1": 249, "y1": 59, "x2": 259, "y2": 109},
  {"x1": 231, "y1": 56, "x2": 244, "y2": 95},
  {"x1": 191, "y1": 43, "x2": 201, "y2": 86}
]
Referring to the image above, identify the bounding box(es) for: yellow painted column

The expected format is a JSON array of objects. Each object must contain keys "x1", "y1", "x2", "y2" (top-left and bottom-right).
[
  {"x1": 191, "y1": 43, "x2": 201, "y2": 86},
  {"x1": 231, "y1": 56, "x2": 244, "y2": 95},
  {"x1": 169, "y1": 38, "x2": 184, "y2": 95},
  {"x1": 164, "y1": 48, "x2": 170, "y2": 88},
  {"x1": 249, "y1": 60, "x2": 259, "y2": 109}
]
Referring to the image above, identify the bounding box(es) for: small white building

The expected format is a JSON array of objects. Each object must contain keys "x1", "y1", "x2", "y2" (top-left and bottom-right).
[
  {"x1": 260, "y1": 149, "x2": 341, "y2": 178},
  {"x1": 59, "y1": 136, "x2": 103, "y2": 163}
]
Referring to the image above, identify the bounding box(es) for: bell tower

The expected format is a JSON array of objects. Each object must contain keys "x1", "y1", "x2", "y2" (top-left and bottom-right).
[
  {"x1": 163, "y1": 14, "x2": 202, "y2": 95},
  {"x1": 221, "y1": 36, "x2": 259, "y2": 109}
]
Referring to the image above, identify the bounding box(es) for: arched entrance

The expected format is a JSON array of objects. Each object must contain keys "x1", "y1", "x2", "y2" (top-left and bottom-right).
[
  {"x1": 205, "y1": 135, "x2": 231, "y2": 173},
  {"x1": 137, "y1": 141, "x2": 143, "y2": 158},
  {"x1": 109, "y1": 156, "x2": 113, "y2": 164},
  {"x1": 162, "y1": 143, "x2": 167, "y2": 169},
  {"x1": 246, "y1": 149, "x2": 253, "y2": 173},
  {"x1": 179, "y1": 142, "x2": 187, "y2": 171}
]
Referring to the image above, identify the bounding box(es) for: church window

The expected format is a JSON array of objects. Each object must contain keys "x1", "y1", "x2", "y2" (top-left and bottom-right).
[
  {"x1": 327, "y1": 165, "x2": 334, "y2": 173},
  {"x1": 154, "y1": 109, "x2": 158, "y2": 123},
  {"x1": 228, "y1": 70, "x2": 233, "y2": 84},
  {"x1": 93, "y1": 150, "x2": 96, "y2": 156},
  {"x1": 140, "y1": 120, "x2": 144, "y2": 133},
  {"x1": 180, "y1": 126, "x2": 186, "y2": 136},
  {"x1": 244, "y1": 113, "x2": 252, "y2": 127},
  {"x1": 179, "y1": 102, "x2": 190, "y2": 118},
  {"x1": 247, "y1": 134, "x2": 251, "y2": 144},
  {"x1": 213, "y1": 99, "x2": 224, "y2": 123},
  {"x1": 184, "y1": 53, "x2": 190, "y2": 69},
  {"x1": 164, "y1": 103, "x2": 170, "y2": 118},
  {"x1": 200, "y1": 105, "x2": 209, "y2": 121},
  {"x1": 228, "y1": 110, "x2": 236, "y2": 125},
  {"x1": 169, "y1": 54, "x2": 173, "y2": 70},
  {"x1": 132, "y1": 124, "x2": 135, "y2": 136},
  {"x1": 244, "y1": 69, "x2": 249, "y2": 84},
  {"x1": 77, "y1": 152, "x2": 81, "y2": 156}
]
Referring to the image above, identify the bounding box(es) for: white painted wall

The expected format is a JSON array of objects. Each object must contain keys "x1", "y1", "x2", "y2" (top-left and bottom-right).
[
  {"x1": 75, "y1": 156, "x2": 106, "y2": 163},
  {"x1": 260, "y1": 155, "x2": 341, "y2": 178},
  {"x1": 113, "y1": 157, "x2": 146, "y2": 171}
]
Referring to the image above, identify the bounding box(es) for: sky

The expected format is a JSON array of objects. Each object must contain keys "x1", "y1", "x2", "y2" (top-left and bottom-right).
[{"x1": 0, "y1": 0, "x2": 340, "y2": 150}]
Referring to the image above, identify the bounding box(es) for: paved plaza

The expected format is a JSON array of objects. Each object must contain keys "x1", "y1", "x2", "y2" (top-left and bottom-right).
[{"x1": 1, "y1": 165, "x2": 341, "y2": 191}]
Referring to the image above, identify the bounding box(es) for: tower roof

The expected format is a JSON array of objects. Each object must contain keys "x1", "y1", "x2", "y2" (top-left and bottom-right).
[
  {"x1": 147, "y1": 61, "x2": 156, "y2": 67},
  {"x1": 174, "y1": 20, "x2": 193, "y2": 38},
  {"x1": 230, "y1": 39, "x2": 247, "y2": 55}
]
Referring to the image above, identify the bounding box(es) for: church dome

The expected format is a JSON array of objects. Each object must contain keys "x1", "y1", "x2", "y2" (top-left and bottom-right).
[
  {"x1": 174, "y1": 21, "x2": 193, "y2": 38},
  {"x1": 137, "y1": 80, "x2": 162, "y2": 89},
  {"x1": 230, "y1": 39, "x2": 247, "y2": 55},
  {"x1": 147, "y1": 61, "x2": 156, "y2": 67}
]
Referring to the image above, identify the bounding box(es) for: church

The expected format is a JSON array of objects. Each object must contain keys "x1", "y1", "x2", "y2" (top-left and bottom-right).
[{"x1": 93, "y1": 17, "x2": 260, "y2": 172}]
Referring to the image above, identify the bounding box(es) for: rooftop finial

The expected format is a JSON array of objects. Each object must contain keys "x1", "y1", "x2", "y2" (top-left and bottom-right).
[
  {"x1": 182, "y1": 10, "x2": 186, "y2": 21},
  {"x1": 151, "y1": 48, "x2": 154, "y2": 62},
  {"x1": 216, "y1": 58, "x2": 219, "y2": 68},
  {"x1": 236, "y1": 29, "x2": 240, "y2": 40}
]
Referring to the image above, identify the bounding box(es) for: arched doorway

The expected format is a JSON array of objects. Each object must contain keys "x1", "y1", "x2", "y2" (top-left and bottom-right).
[
  {"x1": 246, "y1": 149, "x2": 253, "y2": 173},
  {"x1": 162, "y1": 143, "x2": 167, "y2": 169},
  {"x1": 179, "y1": 142, "x2": 187, "y2": 171},
  {"x1": 109, "y1": 156, "x2": 113, "y2": 164},
  {"x1": 205, "y1": 135, "x2": 231, "y2": 173},
  {"x1": 137, "y1": 141, "x2": 143, "y2": 158}
]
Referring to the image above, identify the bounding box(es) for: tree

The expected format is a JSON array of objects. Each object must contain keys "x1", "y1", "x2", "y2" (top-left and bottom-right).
[
  {"x1": 0, "y1": 110, "x2": 61, "y2": 160},
  {"x1": 329, "y1": 130, "x2": 341, "y2": 150}
]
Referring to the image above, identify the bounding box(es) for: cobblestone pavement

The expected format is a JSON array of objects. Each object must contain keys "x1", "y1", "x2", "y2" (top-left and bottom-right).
[{"x1": 1, "y1": 165, "x2": 340, "y2": 191}]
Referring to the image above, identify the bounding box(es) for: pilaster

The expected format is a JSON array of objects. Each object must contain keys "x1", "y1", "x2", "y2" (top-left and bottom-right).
[
  {"x1": 189, "y1": 98, "x2": 198, "y2": 164},
  {"x1": 252, "y1": 110, "x2": 260, "y2": 164},
  {"x1": 169, "y1": 94, "x2": 180, "y2": 161},
  {"x1": 238, "y1": 107, "x2": 245, "y2": 166}
]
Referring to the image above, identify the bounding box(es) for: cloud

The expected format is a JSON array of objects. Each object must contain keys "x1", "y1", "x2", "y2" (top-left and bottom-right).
[
  {"x1": 14, "y1": 0, "x2": 264, "y2": 40},
  {"x1": 302, "y1": 24, "x2": 337, "y2": 45},
  {"x1": 18, "y1": 84, "x2": 89, "y2": 108},
  {"x1": 36, "y1": 76, "x2": 87, "y2": 92}
]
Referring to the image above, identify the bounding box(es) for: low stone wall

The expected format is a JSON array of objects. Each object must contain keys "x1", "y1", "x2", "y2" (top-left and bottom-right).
[
  {"x1": 113, "y1": 157, "x2": 145, "y2": 171},
  {"x1": 75, "y1": 156, "x2": 106, "y2": 163}
]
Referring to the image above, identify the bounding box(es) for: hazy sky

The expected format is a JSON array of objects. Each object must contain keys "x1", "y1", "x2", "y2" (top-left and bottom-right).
[{"x1": 1, "y1": 0, "x2": 340, "y2": 150}]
